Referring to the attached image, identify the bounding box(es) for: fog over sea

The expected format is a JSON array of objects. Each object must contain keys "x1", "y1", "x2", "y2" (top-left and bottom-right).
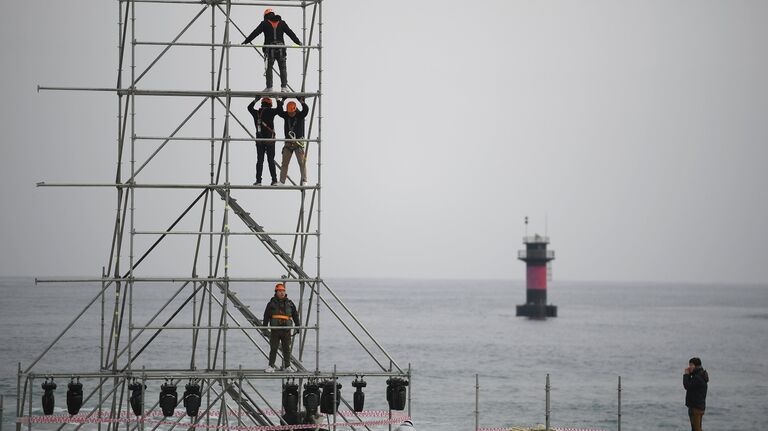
[{"x1": 1, "y1": 277, "x2": 766, "y2": 431}]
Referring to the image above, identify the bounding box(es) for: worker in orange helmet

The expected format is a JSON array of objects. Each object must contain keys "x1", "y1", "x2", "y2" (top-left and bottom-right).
[
  {"x1": 263, "y1": 283, "x2": 300, "y2": 373},
  {"x1": 276, "y1": 97, "x2": 310, "y2": 186},
  {"x1": 241, "y1": 8, "x2": 302, "y2": 93}
]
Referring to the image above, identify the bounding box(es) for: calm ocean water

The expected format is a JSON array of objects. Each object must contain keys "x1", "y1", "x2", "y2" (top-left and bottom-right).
[{"x1": 1, "y1": 277, "x2": 767, "y2": 431}]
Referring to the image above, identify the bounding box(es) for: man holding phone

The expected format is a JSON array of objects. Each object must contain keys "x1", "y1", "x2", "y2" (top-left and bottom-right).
[{"x1": 683, "y1": 357, "x2": 709, "y2": 431}]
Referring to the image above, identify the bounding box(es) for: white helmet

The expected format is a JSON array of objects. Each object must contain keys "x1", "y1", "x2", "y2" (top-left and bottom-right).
[{"x1": 394, "y1": 420, "x2": 414, "y2": 431}]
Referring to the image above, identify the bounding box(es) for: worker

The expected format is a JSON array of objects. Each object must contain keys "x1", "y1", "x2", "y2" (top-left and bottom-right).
[
  {"x1": 262, "y1": 283, "x2": 300, "y2": 372},
  {"x1": 276, "y1": 97, "x2": 310, "y2": 186},
  {"x1": 247, "y1": 97, "x2": 279, "y2": 186},
  {"x1": 241, "y1": 8, "x2": 302, "y2": 93}
]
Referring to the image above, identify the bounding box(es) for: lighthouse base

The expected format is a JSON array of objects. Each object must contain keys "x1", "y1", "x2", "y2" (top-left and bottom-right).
[{"x1": 516, "y1": 304, "x2": 557, "y2": 318}]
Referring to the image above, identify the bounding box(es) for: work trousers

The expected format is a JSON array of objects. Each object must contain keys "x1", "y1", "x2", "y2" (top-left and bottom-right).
[
  {"x1": 280, "y1": 141, "x2": 307, "y2": 183},
  {"x1": 265, "y1": 48, "x2": 288, "y2": 89},
  {"x1": 268, "y1": 328, "x2": 292, "y2": 369},
  {"x1": 688, "y1": 407, "x2": 704, "y2": 431},
  {"x1": 256, "y1": 143, "x2": 277, "y2": 183}
]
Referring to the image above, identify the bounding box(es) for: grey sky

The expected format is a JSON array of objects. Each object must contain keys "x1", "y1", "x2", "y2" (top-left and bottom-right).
[{"x1": 1, "y1": 1, "x2": 767, "y2": 284}]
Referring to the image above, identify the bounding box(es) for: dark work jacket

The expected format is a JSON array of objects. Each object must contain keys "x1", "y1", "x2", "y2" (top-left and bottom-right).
[
  {"x1": 247, "y1": 100, "x2": 279, "y2": 139},
  {"x1": 683, "y1": 367, "x2": 709, "y2": 410},
  {"x1": 263, "y1": 295, "x2": 300, "y2": 328},
  {"x1": 243, "y1": 14, "x2": 301, "y2": 48},
  {"x1": 277, "y1": 100, "x2": 309, "y2": 139}
]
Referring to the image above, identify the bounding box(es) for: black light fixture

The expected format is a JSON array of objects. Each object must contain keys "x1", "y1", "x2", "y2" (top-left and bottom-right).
[
  {"x1": 128, "y1": 380, "x2": 146, "y2": 417},
  {"x1": 282, "y1": 380, "x2": 300, "y2": 424},
  {"x1": 66, "y1": 378, "x2": 83, "y2": 415},
  {"x1": 41, "y1": 378, "x2": 57, "y2": 415},
  {"x1": 302, "y1": 381, "x2": 320, "y2": 415},
  {"x1": 159, "y1": 380, "x2": 178, "y2": 417},
  {"x1": 183, "y1": 381, "x2": 201, "y2": 417},
  {"x1": 351, "y1": 376, "x2": 366, "y2": 412},
  {"x1": 386, "y1": 378, "x2": 409, "y2": 411},
  {"x1": 320, "y1": 380, "x2": 342, "y2": 415}
]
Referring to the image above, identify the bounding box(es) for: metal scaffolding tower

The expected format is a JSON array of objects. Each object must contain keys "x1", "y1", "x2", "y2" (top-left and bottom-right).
[{"x1": 18, "y1": 1, "x2": 409, "y2": 430}]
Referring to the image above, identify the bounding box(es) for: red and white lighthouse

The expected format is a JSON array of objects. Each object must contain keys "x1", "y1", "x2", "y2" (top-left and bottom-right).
[{"x1": 516, "y1": 233, "x2": 557, "y2": 318}]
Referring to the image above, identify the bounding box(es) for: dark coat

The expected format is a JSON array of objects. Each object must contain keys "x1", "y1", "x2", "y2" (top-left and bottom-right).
[
  {"x1": 247, "y1": 100, "x2": 279, "y2": 139},
  {"x1": 243, "y1": 14, "x2": 302, "y2": 48},
  {"x1": 276, "y1": 100, "x2": 309, "y2": 139},
  {"x1": 263, "y1": 295, "x2": 300, "y2": 327},
  {"x1": 683, "y1": 367, "x2": 709, "y2": 410}
]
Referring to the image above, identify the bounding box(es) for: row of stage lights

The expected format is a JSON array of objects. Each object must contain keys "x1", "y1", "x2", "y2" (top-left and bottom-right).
[{"x1": 39, "y1": 376, "x2": 409, "y2": 418}]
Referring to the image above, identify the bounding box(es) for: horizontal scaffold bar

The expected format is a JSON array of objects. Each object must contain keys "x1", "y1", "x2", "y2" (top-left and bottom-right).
[
  {"x1": 36, "y1": 182, "x2": 317, "y2": 190},
  {"x1": 133, "y1": 230, "x2": 319, "y2": 236},
  {"x1": 136, "y1": 41, "x2": 320, "y2": 49},
  {"x1": 35, "y1": 277, "x2": 320, "y2": 283},
  {"x1": 131, "y1": 325, "x2": 318, "y2": 330},
  {"x1": 135, "y1": 136, "x2": 321, "y2": 143},
  {"x1": 38, "y1": 86, "x2": 320, "y2": 98},
  {"x1": 24, "y1": 369, "x2": 407, "y2": 380},
  {"x1": 126, "y1": 0, "x2": 320, "y2": 6}
]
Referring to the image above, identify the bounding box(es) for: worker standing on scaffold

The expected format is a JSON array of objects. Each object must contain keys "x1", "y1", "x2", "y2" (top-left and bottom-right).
[
  {"x1": 247, "y1": 97, "x2": 279, "y2": 186},
  {"x1": 263, "y1": 283, "x2": 300, "y2": 373},
  {"x1": 241, "y1": 8, "x2": 302, "y2": 93},
  {"x1": 276, "y1": 97, "x2": 309, "y2": 186}
]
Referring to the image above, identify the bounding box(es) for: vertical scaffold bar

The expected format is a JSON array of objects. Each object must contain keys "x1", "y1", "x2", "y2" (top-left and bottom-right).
[
  {"x1": 222, "y1": 0, "x2": 233, "y2": 372},
  {"x1": 207, "y1": 12, "x2": 216, "y2": 429},
  {"x1": 15, "y1": 363, "x2": 21, "y2": 431},
  {"x1": 1, "y1": 394, "x2": 4, "y2": 431},
  {"x1": 128, "y1": 0, "x2": 137, "y2": 381},
  {"x1": 407, "y1": 363, "x2": 412, "y2": 417},
  {"x1": 545, "y1": 374, "x2": 550, "y2": 431},
  {"x1": 474, "y1": 374, "x2": 479, "y2": 431},
  {"x1": 314, "y1": 0, "x2": 323, "y2": 378},
  {"x1": 26, "y1": 377, "x2": 31, "y2": 431},
  {"x1": 332, "y1": 365, "x2": 337, "y2": 431},
  {"x1": 207, "y1": 6, "x2": 216, "y2": 417},
  {"x1": 617, "y1": 376, "x2": 622, "y2": 431},
  {"x1": 388, "y1": 360, "x2": 392, "y2": 431},
  {"x1": 237, "y1": 366, "x2": 243, "y2": 428},
  {"x1": 140, "y1": 368, "x2": 146, "y2": 431},
  {"x1": 100, "y1": 267, "x2": 106, "y2": 431}
]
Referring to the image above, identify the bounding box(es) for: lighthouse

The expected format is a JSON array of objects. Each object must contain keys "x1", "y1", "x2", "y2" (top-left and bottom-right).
[{"x1": 516, "y1": 233, "x2": 557, "y2": 318}]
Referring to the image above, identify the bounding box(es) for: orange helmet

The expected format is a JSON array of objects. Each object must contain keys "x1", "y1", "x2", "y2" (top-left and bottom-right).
[
  {"x1": 264, "y1": 8, "x2": 274, "y2": 16},
  {"x1": 261, "y1": 97, "x2": 272, "y2": 105},
  {"x1": 286, "y1": 101, "x2": 297, "y2": 113},
  {"x1": 275, "y1": 283, "x2": 285, "y2": 291}
]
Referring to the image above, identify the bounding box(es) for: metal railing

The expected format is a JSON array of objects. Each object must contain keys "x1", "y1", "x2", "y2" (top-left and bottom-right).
[
  {"x1": 474, "y1": 373, "x2": 621, "y2": 431},
  {"x1": 517, "y1": 249, "x2": 555, "y2": 260},
  {"x1": 523, "y1": 235, "x2": 550, "y2": 244}
]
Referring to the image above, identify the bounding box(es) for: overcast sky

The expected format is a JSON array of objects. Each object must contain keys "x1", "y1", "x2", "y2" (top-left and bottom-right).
[{"x1": 1, "y1": 0, "x2": 767, "y2": 284}]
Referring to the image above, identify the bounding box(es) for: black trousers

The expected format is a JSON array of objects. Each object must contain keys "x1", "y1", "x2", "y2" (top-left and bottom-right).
[
  {"x1": 265, "y1": 48, "x2": 288, "y2": 88},
  {"x1": 268, "y1": 329, "x2": 292, "y2": 368},
  {"x1": 256, "y1": 143, "x2": 277, "y2": 182}
]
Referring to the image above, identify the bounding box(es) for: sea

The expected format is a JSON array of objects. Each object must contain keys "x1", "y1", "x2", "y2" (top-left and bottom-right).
[{"x1": 0, "y1": 277, "x2": 766, "y2": 431}]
